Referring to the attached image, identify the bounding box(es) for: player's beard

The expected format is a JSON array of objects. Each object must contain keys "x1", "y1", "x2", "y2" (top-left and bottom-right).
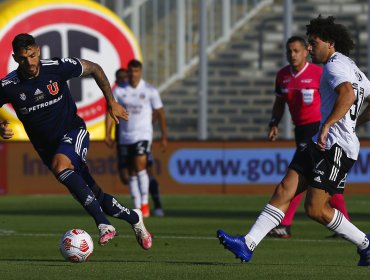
[{"x1": 22, "y1": 64, "x2": 40, "y2": 78}]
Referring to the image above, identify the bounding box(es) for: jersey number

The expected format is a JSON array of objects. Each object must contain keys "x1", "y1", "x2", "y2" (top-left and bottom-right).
[{"x1": 350, "y1": 83, "x2": 365, "y2": 121}]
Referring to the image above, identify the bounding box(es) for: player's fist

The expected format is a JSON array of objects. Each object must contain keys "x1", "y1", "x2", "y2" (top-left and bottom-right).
[{"x1": 0, "y1": 120, "x2": 14, "y2": 139}]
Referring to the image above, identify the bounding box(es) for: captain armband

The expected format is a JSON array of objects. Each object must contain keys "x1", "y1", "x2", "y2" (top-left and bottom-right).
[{"x1": 269, "y1": 117, "x2": 281, "y2": 128}]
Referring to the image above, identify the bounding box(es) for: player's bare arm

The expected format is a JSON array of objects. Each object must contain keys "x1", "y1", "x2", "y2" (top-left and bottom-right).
[
  {"x1": 104, "y1": 113, "x2": 115, "y2": 148},
  {"x1": 79, "y1": 59, "x2": 129, "y2": 123},
  {"x1": 268, "y1": 96, "x2": 285, "y2": 141},
  {"x1": 317, "y1": 82, "x2": 356, "y2": 150},
  {"x1": 0, "y1": 120, "x2": 14, "y2": 139},
  {"x1": 357, "y1": 96, "x2": 370, "y2": 127},
  {"x1": 154, "y1": 107, "x2": 168, "y2": 152}
]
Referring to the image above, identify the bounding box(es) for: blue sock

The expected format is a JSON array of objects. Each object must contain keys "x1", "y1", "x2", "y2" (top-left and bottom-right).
[
  {"x1": 100, "y1": 193, "x2": 139, "y2": 225},
  {"x1": 79, "y1": 165, "x2": 139, "y2": 224},
  {"x1": 57, "y1": 169, "x2": 110, "y2": 226},
  {"x1": 149, "y1": 177, "x2": 162, "y2": 209}
]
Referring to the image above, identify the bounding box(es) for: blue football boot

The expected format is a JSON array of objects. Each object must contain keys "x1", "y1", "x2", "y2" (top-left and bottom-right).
[
  {"x1": 217, "y1": 229, "x2": 253, "y2": 263},
  {"x1": 358, "y1": 234, "x2": 370, "y2": 266}
]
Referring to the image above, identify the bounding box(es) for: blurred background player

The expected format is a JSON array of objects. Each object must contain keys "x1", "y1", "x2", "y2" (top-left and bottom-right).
[
  {"x1": 105, "y1": 59, "x2": 167, "y2": 218},
  {"x1": 110, "y1": 67, "x2": 165, "y2": 217},
  {"x1": 267, "y1": 35, "x2": 350, "y2": 238}
]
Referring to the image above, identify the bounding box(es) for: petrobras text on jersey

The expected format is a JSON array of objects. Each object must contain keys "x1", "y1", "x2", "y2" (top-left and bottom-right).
[{"x1": 20, "y1": 95, "x2": 63, "y2": 114}]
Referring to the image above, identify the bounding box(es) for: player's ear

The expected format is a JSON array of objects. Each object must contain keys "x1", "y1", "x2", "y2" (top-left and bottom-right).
[
  {"x1": 12, "y1": 53, "x2": 19, "y2": 63},
  {"x1": 36, "y1": 46, "x2": 41, "y2": 57}
]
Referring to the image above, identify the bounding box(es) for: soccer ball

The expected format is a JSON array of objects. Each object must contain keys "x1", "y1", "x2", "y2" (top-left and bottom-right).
[{"x1": 59, "y1": 229, "x2": 94, "y2": 263}]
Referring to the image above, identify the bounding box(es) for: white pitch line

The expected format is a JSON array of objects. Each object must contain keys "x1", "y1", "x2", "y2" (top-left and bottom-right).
[{"x1": 0, "y1": 231, "x2": 345, "y2": 243}]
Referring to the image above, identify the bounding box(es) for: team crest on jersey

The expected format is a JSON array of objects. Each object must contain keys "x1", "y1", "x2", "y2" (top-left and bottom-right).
[
  {"x1": 47, "y1": 82, "x2": 59, "y2": 95},
  {"x1": 139, "y1": 93, "x2": 146, "y2": 99},
  {"x1": 19, "y1": 93, "x2": 26, "y2": 101}
]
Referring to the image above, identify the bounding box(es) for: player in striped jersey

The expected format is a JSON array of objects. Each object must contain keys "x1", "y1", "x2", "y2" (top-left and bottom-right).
[
  {"x1": 0, "y1": 33, "x2": 152, "y2": 250},
  {"x1": 267, "y1": 36, "x2": 350, "y2": 238},
  {"x1": 217, "y1": 15, "x2": 370, "y2": 266}
]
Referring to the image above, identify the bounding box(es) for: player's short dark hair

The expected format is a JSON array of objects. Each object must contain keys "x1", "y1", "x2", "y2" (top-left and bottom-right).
[
  {"x1": 127, "y1": 59, "x2": 142, "y2": 69},
  {"x1": 115, "y1": 68, "x2": 127, "y2": 78},
  {"x1": 306, "y1": 15, "x2": 354, "y2": 56},
  {"x1": 12, "y1": 33, "x2": 37, "y2": 53},
  {"x1": 286, "y1": 36, "x2": 307, "y2": 49}
]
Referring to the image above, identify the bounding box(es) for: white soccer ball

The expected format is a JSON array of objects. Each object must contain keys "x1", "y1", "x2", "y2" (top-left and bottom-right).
[{"x1": 59, "y1": 229, "x2": 94, "y2": 263}]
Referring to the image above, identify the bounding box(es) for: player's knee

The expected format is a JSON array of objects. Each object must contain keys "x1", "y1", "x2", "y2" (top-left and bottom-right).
[{"x1": 51, "y1": 155, "x2": 74, "y2": 175}]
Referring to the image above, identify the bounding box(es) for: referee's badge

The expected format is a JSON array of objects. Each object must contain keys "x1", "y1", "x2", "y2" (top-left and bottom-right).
[{"x1": 302, "y1": 89, "x2": 314, "y2": 104}]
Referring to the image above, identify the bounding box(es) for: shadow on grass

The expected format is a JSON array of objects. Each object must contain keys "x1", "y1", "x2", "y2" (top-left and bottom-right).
[
  {"x1": 0, "y1": 258, "x2": 359, "y2": 268},
  {"x1": 1, "y1": 208, "x2": 370, "y2": 222}
]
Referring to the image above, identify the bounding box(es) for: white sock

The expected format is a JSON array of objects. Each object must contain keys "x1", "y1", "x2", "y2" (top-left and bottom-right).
[
  {"x1": 137, "y1": 169, "x2": 149, "y2": 205},
  {"x1": 327, "y1": 209, "x2": 369, "y2": 250},
  {"x1": 128, "y1": 176, "x2": 141, "y2": 208},
  {"x1": 245, "y1": 204, "x2": 285, "y2": 251}
]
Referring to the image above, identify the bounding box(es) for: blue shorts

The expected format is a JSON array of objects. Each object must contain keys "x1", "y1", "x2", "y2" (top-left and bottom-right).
[{"x1": 35, "y1": 128, "x2": 89, "y2": 172}]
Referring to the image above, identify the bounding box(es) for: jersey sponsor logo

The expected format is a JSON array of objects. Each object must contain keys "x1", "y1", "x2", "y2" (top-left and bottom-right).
[
  {"x1": 25, "y1": 95, "x2": 63, "y2": 114},
  {"x1": 47, "y1": 82, "x2": 59, "y2": 95},
  {"x1": 0, "y1": 0, "x2": 141, "y2": 140}
]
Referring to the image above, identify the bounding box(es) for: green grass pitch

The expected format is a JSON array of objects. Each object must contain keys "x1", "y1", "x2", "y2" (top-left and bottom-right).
[{"x1": 0, "y1": 194, "x2": 369, "y2": 280}]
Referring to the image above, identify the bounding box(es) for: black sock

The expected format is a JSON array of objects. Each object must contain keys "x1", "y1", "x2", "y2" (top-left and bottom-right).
[
  {"x1": 149, "y1": 177, "x2": 162, "y2": 209},
  {"x1": 57, "y1": 169, "x2": 110, "y2": 226},
  {"x1": 99, "y1": 193, "x2": 139, "y2": 224}
]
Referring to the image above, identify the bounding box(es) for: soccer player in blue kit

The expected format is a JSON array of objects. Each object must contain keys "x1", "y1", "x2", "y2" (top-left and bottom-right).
[{"x1": 0, "y1": 33, "x2": 152, "y2": 250}]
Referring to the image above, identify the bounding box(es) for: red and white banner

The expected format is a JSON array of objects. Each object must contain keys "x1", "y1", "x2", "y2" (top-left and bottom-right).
[{"x1": 0, "y1": 0, "x2": 141, "y2": 140}]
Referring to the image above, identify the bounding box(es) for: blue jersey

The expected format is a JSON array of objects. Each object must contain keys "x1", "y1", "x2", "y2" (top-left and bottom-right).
[{"x1": 0, "y1": 57, "x2": 85, "y2": 148}]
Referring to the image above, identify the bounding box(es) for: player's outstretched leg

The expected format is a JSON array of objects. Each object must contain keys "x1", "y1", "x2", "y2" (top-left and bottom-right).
[
  {"x1": 132, "y1": 209, "x2": 152, "y2": 250},
  {"x1": 358, "y1": 234, "x2": 370, "y2": 266},
  {"x1": 216, "y1": 229, "x2": 253, "y2": 262},
  {"x1": 57, "y1": 169, "x2": 117, "y2": 246}
]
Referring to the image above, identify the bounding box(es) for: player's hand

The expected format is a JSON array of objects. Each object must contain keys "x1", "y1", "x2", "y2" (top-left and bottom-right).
[
  {"x1": 0, "y1": 120, "x2": 14, "y2": 139},
  {"x1": 109, "y1": 101, "x2": 129, "y2": 123},
  {"x1": 268, "y1": 126, "x2": 278, "y2": 141},
  {"x1": 316, "y1": 125, "x2": 329, "y2": 151},
  {"x1": 160, "y1": 138, "x2": 167, "y2": 153}
]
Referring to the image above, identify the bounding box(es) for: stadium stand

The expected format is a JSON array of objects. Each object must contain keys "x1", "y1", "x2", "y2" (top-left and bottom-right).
[{"x1": 160, "y1": 0, "x2": 370, "y2": 140}]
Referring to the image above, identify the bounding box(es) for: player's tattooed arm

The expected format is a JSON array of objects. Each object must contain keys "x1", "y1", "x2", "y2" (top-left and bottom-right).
[{"x1": 79, "y1": 59, "x2": 128, "y2": 123}]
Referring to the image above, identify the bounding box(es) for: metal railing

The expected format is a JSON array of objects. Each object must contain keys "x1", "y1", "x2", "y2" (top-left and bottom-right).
[{"x1": 98, "y1": 0, "x2": 273, "y2": 92}]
